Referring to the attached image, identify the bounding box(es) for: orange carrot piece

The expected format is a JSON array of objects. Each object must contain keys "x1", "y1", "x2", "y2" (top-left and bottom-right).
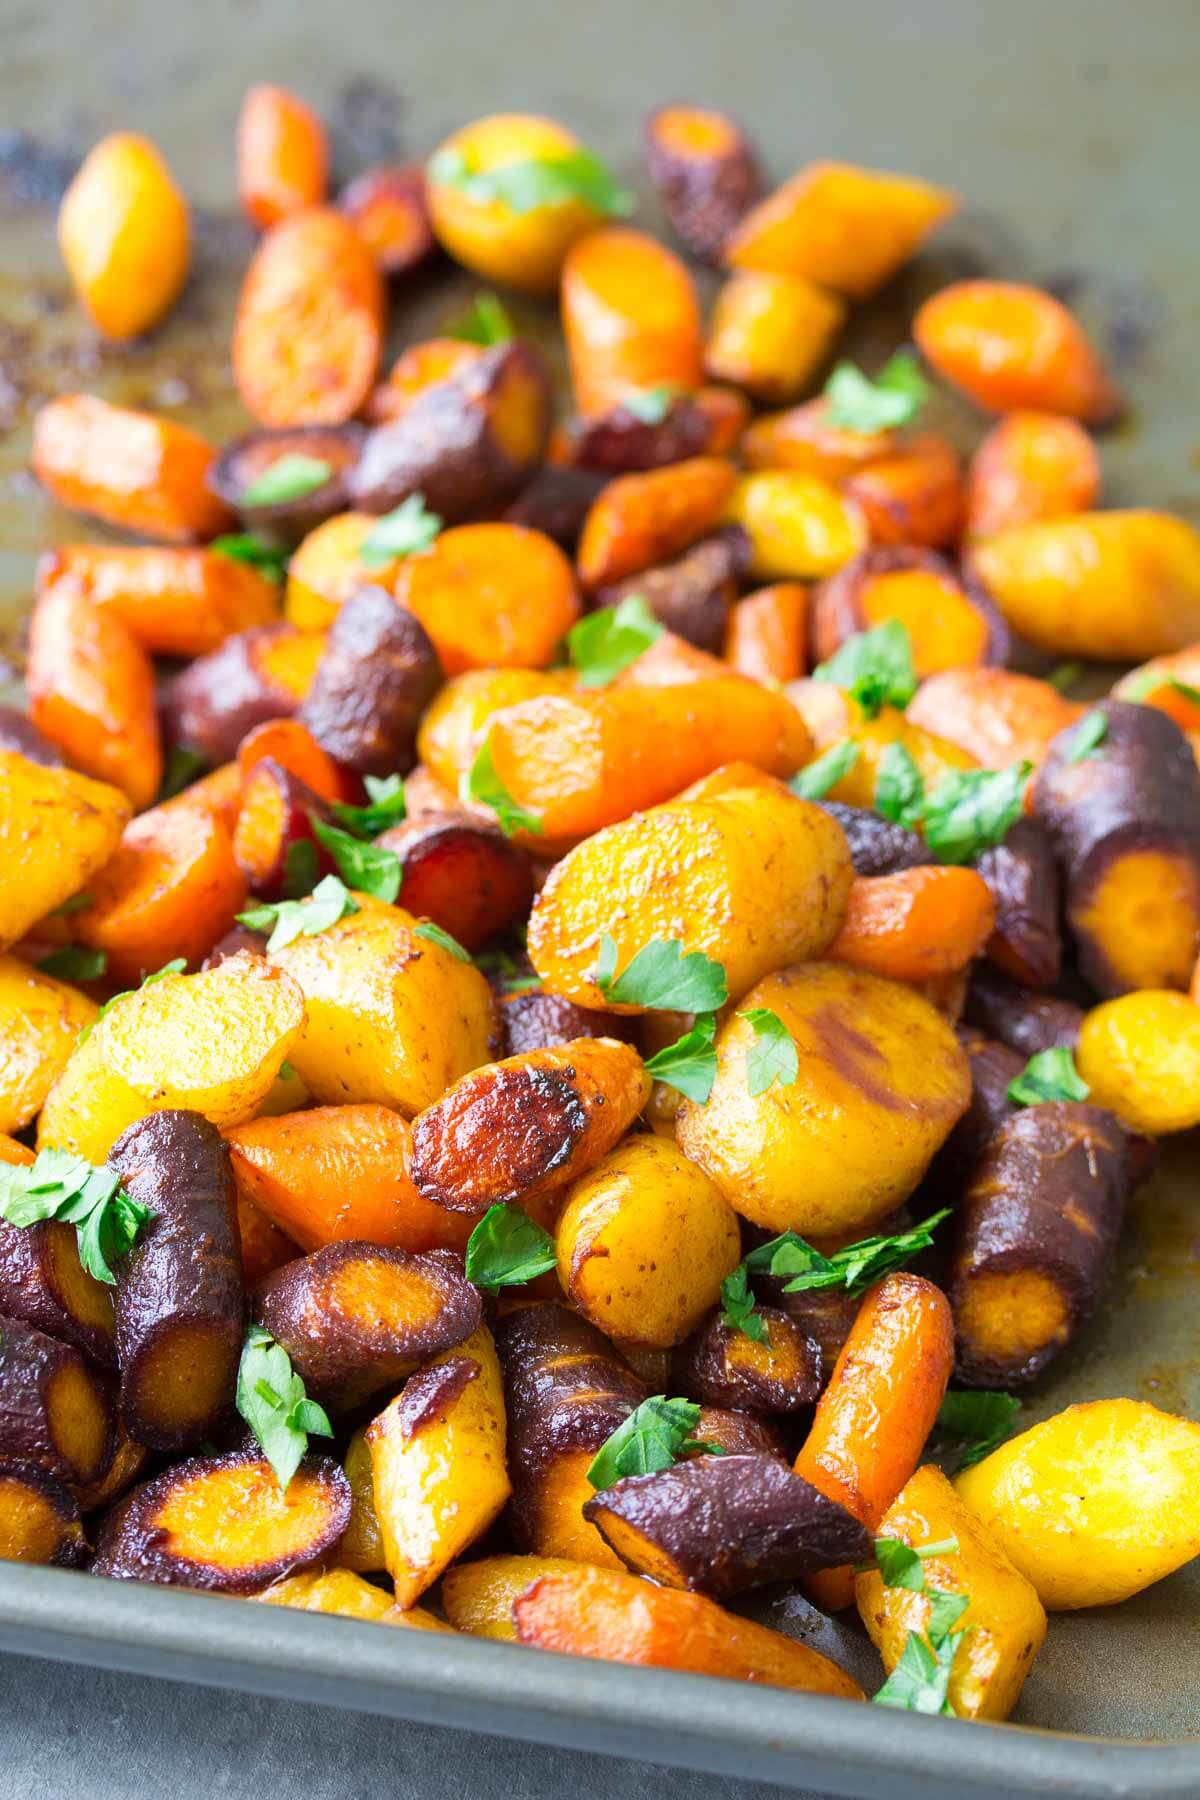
[
  {"x1": 644, "y1": 105, "x2": 763, "y2": 263},
  {"x1": 1113, "y1": 648, "x2": 1200, "y2": 734},
  {"x1": 615, "y1": 631, "x2": 731, "y2": 688},
  {"x1": 0, "y1": 1136, "x2": 35, "y2": 1168},
  {"x1": 965, "y1": 410, "x2": 1102, "y2": 537},
  {"x1": 224, "y1": 1104, "x2": 473, "y2": 1254},
  {"x1": 576, "y1": 457, "x2": 736, "y2": 588},
  {"x1": 237, "y1": 84, "x2": 328, "y2": 230},
  {"x1": 236, "y1": 719, "x2": 353, "y2": 804},
  {"x1": 235, "y1": 1192, "x2": 300, "y2": 1286},
  {"x1": 31, "y1": 394, "x2": 231, "y2": 543},
  {"x1": 160, "y1": 761, "x2": 244, "y2": 833},
  {"x1": 76, "y1": 802, "x2": 246, "y2": 984},
  {"x1": 284, "y1": 512, "x2": 399, "y2": 632},
  {"x1": 57, "y1": 132, "x2": 190, "y2": 340},
  {"x1": 907, "y1": 666, "x2": 1084, "y2": 771},
  {"x1": 338, "y1": 164, "x2": 433, "y2": 277},
  {"x1": 562, "y1": 227, "x2": 704, "y2": 417},
  {"x1": 366, "y1": 339, "x2": 484, "y2": 426},
  {"x1": 37, "y1": 546, "x2": 278, "y2": 659},
  {"x1": 842, "y1": 432, "x2": 964, "y2": 549},
  {"x1": 914, "y1": 280, "x2": 1121, "y2": 424},
  {"x1": 794, "y1": 1272, "x2": 954, "y2": 1610},
  {"x1": 704, "y1": 272, "x2": 845, "y2": 404},
  {"x1": 741, "y1": 397, "x2": 897, "y2": 481},
  {"x1": 26, "y1": 576, "x2": 161, "y2": 810},
  {"x1": 828, "y1": 867, "x2": 997, "y2": 981},
  {"x1": 396, "y1": 523, "x2": 581, "y2": 674},
  {"x1": 513, "y1": 1564, "x2": 863, "y2": 1698},
  {"x1": 233, "y1": 208, "x2": 384, "y2": 426},
  {"x1": 724, "y1": 584, "x2": 809, "y2": 684}
]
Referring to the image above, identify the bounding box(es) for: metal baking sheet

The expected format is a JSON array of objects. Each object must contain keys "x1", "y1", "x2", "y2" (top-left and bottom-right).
[{"x1": 0, "y1": 0, "x2": 1197, "y2": 1790}]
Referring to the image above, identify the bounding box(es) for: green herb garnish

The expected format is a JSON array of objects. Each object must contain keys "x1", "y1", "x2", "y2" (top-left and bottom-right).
[
  {"x1": 36, "y1": 945, "x2": 107, "y2": 982},
  {"x1": 1046, "y1": 661, "x2": 1084, "y2": 694},
  {"x1": 448, "y1": 290, "x2": 516, "y2": 345},
  {"x1": 739, "y1": 1007, "x2": 798, "y2": 1097},
  {"x1": 1122, "y1": 668, "x2": 1200, "y2": 707},
  {"x1": 921, "y1": 761, "x2": 1030, "y2": 864},
  {"x1": 464, "y1": 1201, "x2": 557, "y2": 1291},
  {"x1": 310, "y1": 818, "x2": 402, "y2": 903},
  {"x1": 790, "y1": 740, "x2": 861, "y2": 801},
  {"x1": 874, "y1": 742, "x2": 926, "y2": 829},
  {"x1": 238, "y1": 875, "x2": 359, "y2": 953},
  {"x1": 282, "y1": 838, "x2": 320, "y2": 900},
  {"x1": 414, "y1": 920, "x2": 472, "y2": 962},
  {"x1": 813, "y1": 619, "x2": 917, "y2": 718},
  {"x1": 1066, "y1": 709, "x2": 1108, "y2": 763},
  {"x1": 0, "y1": 1147, "x2": 152, "y2": 1286},
  {"x1": 621, "y1": 385, "x2": 679, "y2": 424},
  {"x1": 1006, "y1": 1045, "x2": 1089, "y2": 1107},
  {"x1": 718, "y1": 1263, "x2": 770, "y2": 1344},
  {"x1": 643, "y1": 1013, "x2": 719, "y2": 1102},
  {"x1": 236, "y1": 1325, "x2": 333, "y2": 1494},
  {"x1": 594, "y1": 935, "x2": 728, "y2": 1013},
  {"x1": 210, "y1": 533, "x2": 289, "y2": 583},
  {"x1": 934, "y1": 1389, "x2": 1021, "y2": 1471},
  {"x1": 870, "y1": 1529, "x2": 970, "y2": 1714},
  {"x1": 461, "y1": 737, "x2": 543, "y2": 838},
  {"x1": 586, "y1": 1396, "x2": 723, "y2": 1491},
  {"x1": 567, "y1": 594, "x2": 664, "y2": 688},
  {"x1": 824, "y1": 351, "x2": 928, "y2": 435},
  {"x1": 358, "y1": 493, "x2": 442, "y2": 568},
  {"x1": 240, "y1": 455, "x2": 333, "y2": 509},
  {"x1": 429, "y1": 144, "x2": 635, "y2": 219},
  {"x1": 330, "y1": 773, "x2": 408, "y2": 839}
]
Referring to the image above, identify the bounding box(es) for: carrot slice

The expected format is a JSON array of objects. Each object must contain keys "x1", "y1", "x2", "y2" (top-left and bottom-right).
[{"x1": 562, "y1": 227, "x2": 704, "y2": 416}]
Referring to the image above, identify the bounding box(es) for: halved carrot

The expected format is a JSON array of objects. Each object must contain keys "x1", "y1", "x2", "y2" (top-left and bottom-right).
[
  {"x1": 233, "y1": 208, "x2": 385, "y2": 426},
  {"x1": 236, "y1": 718, "x2": 353, "y2": 804},
  {"x1": 966, "y1": 410, "x2": 1102, "y2": 537},
  {"x1": 914, "y1": 280, "x2": 1121, "y2": 424},
  {"x1": 562, "y1": 227, "x2": 704, "y2": 417},
  {"x1": 231, "y1": 760, "x2": 334, "y2": 898},
  {"x1": 794, "y1": 1272, "x2": 954, "y2": 1610},
  {"x1": 907, "y1": 666, "x2": 1084, "y2": 771},
  {"x1": 224, "y1": 1103, "x2": 474, "y2": 1254},
  {"x1": 26, "y1": 575, "x2": 161, "y2": 810},
  {"x1": 828, "y1": 867, "x2": 997, "y2": 981},
  {"x1": 76, "y1": 802, "x2": 246, "y2": 984},
  {"x1": 842, "y1": 432, "x2": 963, "y2": 549},
  {"x1": 31, "y1": 394, "x2": 231, "y2": 542},
  {"x1": 339, "y1": 164, "x2": 433, "y2": 277},
  {"x1": 577, "y1": 457, "x2": 736, "y2": 588},
  {"x1": 396, "y1": 523, "x2": 580, "y2": 673},
  {"x1": 513, "y1": 1564, "x2": 864, "y2": 1698},
  {"x1": 237, "y1": 83, "x2": 328, "y2": 230},
  {"x1": 813, "y1": 547, "x2": 1001, "y2": 677},
  {"x1": 723, "y1": 584, "x2": 808, "y2": 684},
  {"x1": 37, "y1": 546, "x2": 278, "y2": 659},
  {"x1": 366, "y1": 339, "x2": 484, "y2": 426}
]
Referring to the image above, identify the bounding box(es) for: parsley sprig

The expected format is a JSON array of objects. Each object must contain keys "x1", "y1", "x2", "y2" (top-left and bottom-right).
[
  {"x1": 740, "y1": 1008, "x2": 798, "y2": 1096},
  {"x1": 414, "y1": 920, "x2": 472, "y2": 962},
  {"x1": 567, "y1": 594, "x2": 663, "y2": 687},
  {"x1": 0, "y1": 1147, "x2": 152, "y2": 1285},
  {"x1": 1006, "y1": 1046, "x2": 1089, "y2": 1107},
  {"x1": 429, "y1": 144, "x2": 635, "y2": 219},
  {"x1": 461, "y1": 737, "x2": 543, "y2": 838},
  {"x1": 464, "y1": 1201, "x2": 557, "y2": 1291},
  {"x1": 869, "y1": 1532, "x2": 969, "y2": 1714},
  {"x1": 37, "y1": 945, "x2": 107, "y2": 982},
  {"x1": 643, "y1": 1014, "x2": 718, "y2": 1103},
  {"x1": 824, "y1": 351, "x2": 929, "y2": 435},
  {"x1": 586, "y1": 1396, "x2": 724, "y2": 1490},
  {"x1": 931, "y1": 1389, "x2": 1021, "y2": 1472},
  {"x1": 790, "y1": 740, "x2": 860, "y2": 801},
  {"x1": 594, "y1": 936, "x2": 728, "y2": 1012},
  {"x1": 240, "y1": 454, "x2": 333, "y2": 509},
  {"x1": 211, "y1": 533, "x2": 289, "y2": 584},
  {"x1": 1066, "y1": 708, "x2": 1108, "y2": 763},
  {"x1": 310, "y1": 818, "x2": 402, "y2": 902},
  {"x1": 621, "y1": 385, "x2": 679, "y2": 424},
  {"x1": 358, "y1": 493, "x2": 442, "y2": 568},
  {"x1": 448, "y1": 291, "x2": 516, "y2": 345},
  {"x1": 813, "y1": 619, "x2": 917, "y2": 718},
  {"x1": 238, "y1": 875, "x2": 358, "y2": 953},
  {"x1": 236, "y1": 1325, "x2": 333, "y2": 1493},
  {"x1": 870, "y1": 752, "x2": 1032, "y2": 866},
  {"x1": 329, "y1": 773, "x2": 407, "y2": 839}
]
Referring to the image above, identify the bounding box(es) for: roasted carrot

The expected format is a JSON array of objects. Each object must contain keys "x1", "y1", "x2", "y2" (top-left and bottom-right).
[
  {"x1": 907, "y1": 666, "x2": 1084, "y2": 771},
  {"x1": 365, "y1": 339, "x2": 484, "y2": 426},
  {"x1": 512, "y1": 1564, "x2": 863, "y2": 1698},
  {"x1": 75, "y1": 802, "x2": 246, "y2": 985},
  {"x1": 813, "y1": 547, "x2": 1003, "y2": 677},
  {"x1": 828, "y1": 867, "x2": 997, "y2": 981},
  {"x1": 914, "y1": 280, "x2": 1121, "y2": 424},
  {"x1": 338, "y1": 164, "x2": 434, "y2": 276},
  {"x1": 231, "y1": 760, "x2": 334, "y2": 897},
  {"x1": 704, "y1": 272, "x2": 846, "y2": 403},
  {"x1": 233, "y1": 208, "x2": 385, "y2": 426},
  {"x1": 793, "y1": 1272, "x2": 954, "y2": 1611},
  {"x1": 57, "y1": 132, "x2": 190, "y2": 339},
  {"x1": 166, "y1": 623, "x2": 326, "y2": 765},
  {"x1": 31, "y1": 395, "x2": 231, "y2": 542},
  {"x1": 741, "y1": 396, "x2": 897, "y2": 481},
  {"x1": 234, "y1": 1191, "x2": 300, "y2": 1286},
  {"x1": 644, "y1": 104, "x2": 763, "y2": 263},
  {"x1": 965, "y1": 410, "x2": 1102, "y2": 538},
  {"x1": 37, "y1": 546, "x2": 278, "y2": 660},
  {"x1": 26, "y1": 574, "x2": 162, "y2": 811},
  {"x1": 723, "y1": 584, "x2": 808, "y2": 684},
  {"x1": 577, "y1": 457, "x2": 736, "y2": 588},
  {"x1": 235, "y1": 718, "x2": 353, "y2": 804},
  {"x1": 562, "y1": 227, "x2": 704, "y2": 416},
  {"x1": 395, "y1": 523, "x2": 580, "y2": 673},
  {"x1": 237, "y1": 83, "x2": 328, "y2": 229},
  {"x1": 842, "y1": 431, "x2": 964, "y2": 550}
]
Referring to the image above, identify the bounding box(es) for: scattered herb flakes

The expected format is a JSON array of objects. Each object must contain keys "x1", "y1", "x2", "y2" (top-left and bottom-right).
[
  {"x1": 790, "y1": 739, "x2": 860, "y2": 801},
  {"x1": 238, "y1": 875, "x2": 359, "y2": 953},
  {"x1": 824, "y1": 351, "x2": 928, "y2": 435},
  {"x1": 567, "y1": 594, "x2": 663, "y2": 687},
  {"x1": 358, "y1": 493, "x2": 442, "y2": 568},
  {"x1": 240, "y1": 454, "x2": 333, "y2": 509},
  {"x1": 594, "y1": 935, "x2": 728, "y2": 1013},
  {"x1": 643, "y1": 1013, "x2": 718, "y2": 1102}
]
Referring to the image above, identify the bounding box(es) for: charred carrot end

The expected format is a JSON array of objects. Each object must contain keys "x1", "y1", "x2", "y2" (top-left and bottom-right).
[
  {"x1": 842, "y1": 432, "x2": 964, "y2": 550},
  {"x1": 562, "y1": 227, "x2": 704, "y2": 417},
  {"x1": 225, "y1": 1103, "x2": 474, "y2": 1254},
  {"x1": 92, "y1": 1453, "x2": 350, "y2": 1590},
  {"x1": 723, "y1": 583, "x2": 808, "y2": 683},
  {"x1": 233, "y1": 208, "x2": 385, "y2": 427},
  {"x1": 427, "y1": 113, "x2": 609, "y2": 296},
  {"x1": 813, "y1": 546, "x2": 1004, "y2": 677},
  {"x1": 577, "y1": 457, "x2": 736, "y2": 588},
  {"x1": 26, "y1": 574, "x2": 162, "y2": 811},
  {"x1": 966, "y1": 410, "x2": 1101, "y2": 538},
  {"x1": 725, "y1": 161, "x2": 956, "y2": 299},
  {"x1": 298, "y1": 585, "x2": 441, "y2": 778},
  {"x1": 236, "y1": 717, "x2": 352, "y2": 804},
  {"x1": 237, "y1": 83, "x2": 328, "y2": 230},
  {"x1": 339, "y1": 164, "x2": 434, "y2": 276},
  {"x1": 907, "y1": 666, "x2": 1083, "y2": 771},
  {"x1": 58, "y1": 132, "x2": 190, "y2": 340},
  {"x1": 513, "y1": 1564, "x2": 864, "y2": 1698},
  {"x1": 828, "y1": 866, "x2": 997, "y2": 982},
  {"x1": 915, "y1": 280, "x2": 1122, "y2": 425},
  {"x1": 32, "y1": 395, "x2": 231, "y2": 543},
  {"x1": 794, "y1": 1271, "x2": 955, "y2": 1610},
  {"x1": 77, "y1": 803, "x2": 246, "y2": 986},
  {"x1": 366, "y1": 339, "x2": 484, "y2": 426},
  {"x1": 644, "y1": 105, "x2": 763, "y2": 264},
  {"x1": 0, "y1": 1458, "x2": 86, "y2": 1567},
  {"x1": 231, "y1": 758, "x2": 334, "y2": 898},
  {"x1": 39, "y1": 545, "x2": 279, "y2": 660},
  {"x1": 396, "y1": 522, "x2": 580, "y2": 674}
]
